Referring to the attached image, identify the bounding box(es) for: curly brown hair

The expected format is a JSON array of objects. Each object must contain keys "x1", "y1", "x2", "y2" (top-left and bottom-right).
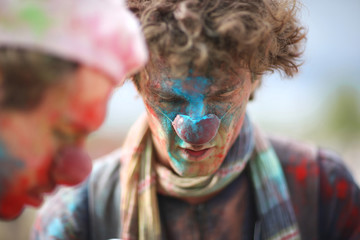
[{"x1": 129, "y1": 0, "x2": 306, "y2": 88}]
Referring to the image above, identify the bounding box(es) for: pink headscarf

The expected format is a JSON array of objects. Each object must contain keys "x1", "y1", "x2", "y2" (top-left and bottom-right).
[{"x1": 0, "y1": 0, "x2": 148, "y2": 84}]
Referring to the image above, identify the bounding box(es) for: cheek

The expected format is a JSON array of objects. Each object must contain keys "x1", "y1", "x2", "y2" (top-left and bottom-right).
[
  {"x1": 218, "y1": 103, "x2": 247, "y2": 145},
  {"x1": 145, "y1": 103, "x2": 173, "y2": 145},
  {"x1": 0, "y1": 154, "x2": 50, "y2": 201},
  {"x1": 63, "y1": 73, "x2": 114, "y2": 131},
  {"x1": 14, "y1": 150, "x2": 54, "y2": 192},
  {"x1": 230, "y1": 113, "x2": 246, "y2": 141},
  {"x1": 0, "y1": 145, "x2": 26, "y2": 194},
  {"x1": 1, "y1": 114, "x2": 56, "y2": 166},
  {"x1": 67, "y1": 94, "x2": 111, "y2": 130}
]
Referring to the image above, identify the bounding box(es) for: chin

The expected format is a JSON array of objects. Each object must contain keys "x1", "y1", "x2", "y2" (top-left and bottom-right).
[
  {"x1": 0, "y1": 204, "x2": 24, "y2": 221},
  {"x1": 0, "y1": 192, "x2": 28, "y2": 220},
  {"x1": 169, "y1": 155, "x2": 223, "y2": 178},
  {"x1": 172, "y1": 165, "x2": 218, "y2": 178}
]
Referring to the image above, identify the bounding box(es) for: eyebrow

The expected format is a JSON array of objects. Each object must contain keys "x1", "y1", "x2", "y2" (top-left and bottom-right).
[
  {"x1": 211, "y1": 88, "x2": 235, "y2": 96},
  {"x1": 147, "y1": 87, "x2": 178, "y2": 97},
  {"x1": 209, "y1": 82, "x2": 244, "y2": 97}
]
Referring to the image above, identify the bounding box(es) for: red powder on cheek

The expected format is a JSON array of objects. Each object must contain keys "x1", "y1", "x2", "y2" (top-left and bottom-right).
[
  {"x1": 64, "y1": 98, "x2": 108, "y2": 132},
  {"x1": 34, "y1": 159, "x2": 53, "y2": 188},
  {"x1": 79, "y1": 102, "x2": 106, "y2": 129},
  {"x1": 48, "y1": 112, "x2": 61, "y2": 124},
  {"x1": 0, "y1": 118, "x2": 12, "y2": 128},
  {"x1": 215, "y1": 153, "x2": 224, "y2": 159},
  {"x1": 19, "y1": 177, "x2": 30, "y2": 190},
  {"x1": 144, "y1": 103, "x2": 158, "y2": 118}
]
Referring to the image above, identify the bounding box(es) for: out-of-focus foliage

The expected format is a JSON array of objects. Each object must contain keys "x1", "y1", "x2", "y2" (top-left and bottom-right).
[{"x1": 323, "y1": 85, "x2": 360, "y2": 142}]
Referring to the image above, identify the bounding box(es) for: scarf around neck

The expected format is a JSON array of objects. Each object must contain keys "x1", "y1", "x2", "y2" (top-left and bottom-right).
[{"x1": 119, "y1": 114, "x2": 300, "y2": 240}]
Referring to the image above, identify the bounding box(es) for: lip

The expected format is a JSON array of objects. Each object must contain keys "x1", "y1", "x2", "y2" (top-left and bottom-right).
[
  {"x1": 180, "y1": 142, "x2": 214, "y2": 150},
  {"x1": 179, "y1": 147, "x2": 214, "y2": 162}
]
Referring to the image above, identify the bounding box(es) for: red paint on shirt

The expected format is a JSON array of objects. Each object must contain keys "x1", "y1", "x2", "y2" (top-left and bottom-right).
[
  {"x1": 295, "y1": 164, "x2": 307, "y2": 182},
  {"x1": 336, "y1": 179, "x2": 349, "y2": 199}
]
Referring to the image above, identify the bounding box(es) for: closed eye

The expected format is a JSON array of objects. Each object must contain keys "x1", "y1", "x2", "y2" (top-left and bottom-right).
[
  {"x1": 209, "y1": 89, "x2": 236, "y2": 101},
  {"x1": 159, "y1": 95, "x2": 186, "y2": 104},
  {"x1": 151, "y1": 90, "x2": 187, "y2": 104}
]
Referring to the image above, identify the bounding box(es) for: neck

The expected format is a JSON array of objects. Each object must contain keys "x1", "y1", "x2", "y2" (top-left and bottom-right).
[{"x1": 157, "y1": 185, "x2": 221, "y2": 205}]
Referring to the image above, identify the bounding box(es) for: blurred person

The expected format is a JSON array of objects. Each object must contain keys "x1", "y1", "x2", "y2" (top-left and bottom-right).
[
  {"x1": 33, "y1": 0, "x2": 360, "y2": 239},
  {"x1": 0, "y1": 0, "x2": 147, "y2": 220}
]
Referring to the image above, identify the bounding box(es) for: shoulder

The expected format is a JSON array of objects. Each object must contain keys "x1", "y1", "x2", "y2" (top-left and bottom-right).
[
  {"x1": 32, "y1": 149, "x2": 123, "y2": 240},
  {"x1": 87, "y1": 149, "x2": 122, "y2": 239},
  {"x1": 268, "y1": 134, "x2": 357, "y2": 201},
  {"x1": 316, "y1": 148, "x2": 360, "y2": 239},
  {"x1": 268, "y1": 135, "x2": 360, "y2": 239},
  {"x1": 269, "y1": 135, "x2": 358, "y2": 191},
  {"x1": 269, "y1": 135, "x2": 319, "y2": 196},
  {"x1": 32, "y1": 180, "x2": 90, "y2": 240},
  {"x1": 88, "y1": 148, "x2": 122, "y2": 196}
]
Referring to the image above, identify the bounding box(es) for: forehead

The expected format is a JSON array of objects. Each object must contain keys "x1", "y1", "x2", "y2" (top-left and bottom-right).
[{"x1": 144, "y1": 66, "x2": 250, "y2": 93}]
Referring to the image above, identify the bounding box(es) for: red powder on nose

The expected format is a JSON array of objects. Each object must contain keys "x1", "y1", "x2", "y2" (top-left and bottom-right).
[
  {"x1": 52, "y1": 146, "x2": 92, "y2": 186},
  {"x1": 172, "y1": 114, "x2": 220, "y2": 145}
]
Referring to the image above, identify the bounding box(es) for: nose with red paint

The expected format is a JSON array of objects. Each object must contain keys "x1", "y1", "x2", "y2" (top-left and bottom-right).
[{"x1": 172, "y1": 114, "x2": 220, "y2": 145}]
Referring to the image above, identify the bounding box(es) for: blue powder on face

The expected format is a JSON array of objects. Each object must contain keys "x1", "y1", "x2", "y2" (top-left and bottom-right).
[
  {"x1": 157, "y1": 71, "x2": 237, "y2": 142},
  {"x1": 147, "y1": 69, "x2": 245, "y2": 175},
  {"x1": 171, "y1": 75, "x2": 210, "y2": 118},
  {"x1": 0, "y1": 140, "x2": 7, "y2": 158},
  {"x1": 0, "y1": 140, "x2": 25, "y2": 197}
]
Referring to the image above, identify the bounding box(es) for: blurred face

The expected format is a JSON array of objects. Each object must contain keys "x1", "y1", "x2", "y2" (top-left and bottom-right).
[
  {"x1": 0, "y1": 66, "x2": 115, "y2": 220},
  {"x1": 139, "y1": 66, "x2": 257, "y2": 177}
]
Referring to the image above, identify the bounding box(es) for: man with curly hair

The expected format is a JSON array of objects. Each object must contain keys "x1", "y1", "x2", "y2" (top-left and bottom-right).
[
  {"x1": 0, "y1": 0, "x2": 147, "y2": 220},
  {"x1": 33, "y1": 0, "x2": 360, "y2": 239}
]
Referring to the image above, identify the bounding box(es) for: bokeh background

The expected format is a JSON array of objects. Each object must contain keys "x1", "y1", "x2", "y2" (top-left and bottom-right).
[{"x1": 1, "y1": 0, "x2": 359, "y2": 239}]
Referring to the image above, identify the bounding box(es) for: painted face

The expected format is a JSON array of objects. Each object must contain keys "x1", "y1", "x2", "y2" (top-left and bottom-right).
[
  {"x1": 139, "y1": 67, "x2": 256, "y2": 177},
  {"x1": 0, "y1": 66, "x2": 115, "y2": 219}
]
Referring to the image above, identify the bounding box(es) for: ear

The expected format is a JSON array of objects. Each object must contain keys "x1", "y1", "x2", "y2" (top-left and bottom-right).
[
  {"x1": 249, "y1": 75, "x2": 261, "y2": 101},
  {"x1": 128, "y1": 75, "x2": 135, "y2": 82},
  {"x1": 130, "y1": 74, "x2": 142, "y2": 93},
  {"x1": 251, "y1": 74, "x2": 261, "y2": 92}
]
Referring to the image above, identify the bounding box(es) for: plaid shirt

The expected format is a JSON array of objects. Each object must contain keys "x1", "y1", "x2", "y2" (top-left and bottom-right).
[{"x1": 32, "y1": 136, "x2": 360, "y2": 240}]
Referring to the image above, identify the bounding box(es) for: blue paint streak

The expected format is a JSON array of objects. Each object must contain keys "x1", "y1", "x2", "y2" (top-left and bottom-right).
[
  {"x1": 67, "y1": 201, "x2": 77, "y2": 213},
  {"x1": 0, "y1": 140, "x2": 25, "y2": 197},
  {"x1": 48, "y1": 218, "x2": 66, "y2": 238},
  {"x1": 0, "y1": 140, "x2": 8, "y2": 159},
  {"x1": 158, "y1": 73, "x2": 210, "y2": 120},
  {"x1": 171, "y1": 74, "x2": 210, "y2": 119}
]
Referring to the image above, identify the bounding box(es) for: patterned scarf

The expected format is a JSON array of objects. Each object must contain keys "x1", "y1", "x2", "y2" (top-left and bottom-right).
[
  {"x1": 120, "y1": 114, "x2": 300, "y2": 240},
  {"x1": 250, "y1": 127, "x2": 300, "y2": 240}
]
